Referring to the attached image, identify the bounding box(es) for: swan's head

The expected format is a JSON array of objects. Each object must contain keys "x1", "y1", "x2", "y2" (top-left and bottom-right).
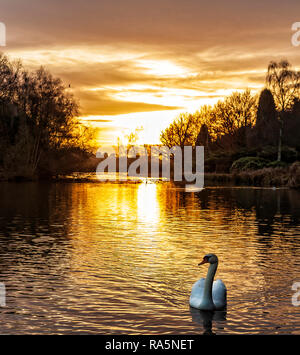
[{"x1": 198, "y1": 253, "x2": 218, "y2": 266}]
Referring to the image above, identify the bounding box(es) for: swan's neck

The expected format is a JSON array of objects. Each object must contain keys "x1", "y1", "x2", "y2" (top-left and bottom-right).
[{"x1": 203, "y1": 262, "x2": 218, "y2": 303}]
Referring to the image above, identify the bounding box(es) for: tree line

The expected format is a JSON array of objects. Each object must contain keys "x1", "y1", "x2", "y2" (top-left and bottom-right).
[
  {"x1": 160, "y1": 60, "x2": 300, "y2": 173},
  {"x1": 0, "y1": 53, "x2": 96, "y2": 179}
]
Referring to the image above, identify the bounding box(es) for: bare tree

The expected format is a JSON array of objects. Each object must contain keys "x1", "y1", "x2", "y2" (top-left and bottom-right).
[
  {"x1": 266, "y1": 59, "x2": 300, "y2": 161},
  {"x1": 160, "y1": 112, "x2": 195, "y2": 148},
  {"x1": 160, "y1": 90, "x2": 257, "y2": 150},
  {"x1": 0, "y1": 53, "x2": 95, "y2": 178},
  {"x1": 213, "y1": 89, "x2": 257, "y2": 136}
]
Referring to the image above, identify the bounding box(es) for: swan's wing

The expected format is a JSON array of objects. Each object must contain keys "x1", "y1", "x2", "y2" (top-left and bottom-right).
[
  {"x1": 212, "y1": 279, "x2": 227, "y2": 310},
  {"x1": 189, "y1": 278, "x2": 205, "y2": 309}
]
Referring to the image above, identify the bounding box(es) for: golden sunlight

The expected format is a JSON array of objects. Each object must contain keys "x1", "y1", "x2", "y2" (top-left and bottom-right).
[
  {"x1": 2, "y1": 0, "x2": 300, "y2": 337},
  {"x1": 134, "y1": 59, "x2": 190, "y2": 77},
  {"x1": 80, "y1": 110, "x2": 183, "y2": 145},
  {"x1": 137, "y1": 183, "x2": 160, "y2": 226},
  {"x1": 8, "y1": 45, "x2": 266, "y2": 146}
]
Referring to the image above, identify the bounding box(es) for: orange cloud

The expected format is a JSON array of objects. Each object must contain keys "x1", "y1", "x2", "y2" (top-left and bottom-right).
[{"x1": 3, "y1": 0, "x2": 300, "y2": 144}]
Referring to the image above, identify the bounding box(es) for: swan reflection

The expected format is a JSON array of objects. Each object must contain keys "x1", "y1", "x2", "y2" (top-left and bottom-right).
[{"x1": 190, "y1": 307, "x2": 227, "y2": 335}]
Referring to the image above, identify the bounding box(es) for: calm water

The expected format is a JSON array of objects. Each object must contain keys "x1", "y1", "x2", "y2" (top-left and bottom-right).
[{"x1": 0, "y1": 180, "x2": 299, "y2": 334}]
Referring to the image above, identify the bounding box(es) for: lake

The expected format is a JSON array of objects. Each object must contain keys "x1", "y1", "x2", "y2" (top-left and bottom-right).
[{"x1": 0, "y1": 180, "x2": 299, "y2": 334}]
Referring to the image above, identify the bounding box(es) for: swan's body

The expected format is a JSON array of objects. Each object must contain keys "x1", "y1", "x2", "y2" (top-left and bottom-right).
[{"x1": 189, "y1": 254, "x2": 227, "y2": 311}]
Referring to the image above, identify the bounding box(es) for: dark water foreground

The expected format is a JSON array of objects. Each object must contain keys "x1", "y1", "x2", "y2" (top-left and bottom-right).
[{"x1": 0, "y1": 181, "x2": 299, "y2": 334}]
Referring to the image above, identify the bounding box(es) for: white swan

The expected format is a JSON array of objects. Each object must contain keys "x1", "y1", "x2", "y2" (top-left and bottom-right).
[{"x1": 189, "y1": 253, "x2": 227, "y2": 311}]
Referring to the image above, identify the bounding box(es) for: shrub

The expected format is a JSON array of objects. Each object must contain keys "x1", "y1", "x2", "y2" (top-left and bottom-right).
[
  {"x1": 257, "y1": 145, "x2": 298, "y2": 163},
  {"x1": 205, "y1": 151, "x2": 235, "y2": 173},
  {"x1": 257, "y1": 146, "x2": 277, "y2": 161},
  {"x1": 288, "y1": 161, "x2": 300, "y2": 188},
  {"x1": 281, "y1": 146, "x2": 298, "y2": 163},
  {"x1": 231, "y1": 156, "x2": 270, "y2": 172},
  {"x1": 267, "y1": 161, "x2": 287, "y2": 168}
]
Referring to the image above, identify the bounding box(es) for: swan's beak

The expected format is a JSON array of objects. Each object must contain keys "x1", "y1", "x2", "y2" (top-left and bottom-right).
[{"x1": 198, "y1": 258, "x2": 208, "y2": 266}]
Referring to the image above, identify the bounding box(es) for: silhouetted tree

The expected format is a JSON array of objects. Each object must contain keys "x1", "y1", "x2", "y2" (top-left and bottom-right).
[
  {"x1": 0, "y1": 53, "x2": 95, "y2": 179},
  {"x1": 213, "y1": 89, "x2": 257, "y2": 136},
  {"x1": 266, "y1": 59, "x2": 300, "y2": 161},
  {"x1": 195, "y1": 123, "x2": 211, "y2": 151},
  {"x1": 283, "y1": 98, "x2": 300, "y2": 149},
  {"x1": 207, "y1": 90, "x2": 257, "y2": 150},
  {"x1": 192, "y1": 105, "x2": 215, "y2": 141},
  {"x1": 256, "y1": 88, "x2": 277, "y2": 125},
  {"x1": 160, "y1": 112, "x2": 195, "y2": 148},
  {"x1": 160, "y1": 90, "x2": 257, "y2": 151},
  {"x1": 250, "y1": 88, "x2": 279, "y2": 147}
]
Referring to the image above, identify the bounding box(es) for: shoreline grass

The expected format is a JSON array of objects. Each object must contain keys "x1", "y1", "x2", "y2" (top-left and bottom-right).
[{"x1": 1, "y1": 162, "x2": 299, "y2": 189}]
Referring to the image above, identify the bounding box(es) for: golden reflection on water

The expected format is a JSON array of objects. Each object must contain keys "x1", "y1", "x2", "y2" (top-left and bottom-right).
[
  {"x1": 137, "y1": 183, "x2": 160, "y2": 226},
  {"x1": 0, "y1": 182, "x2": 299, "y2": 334}
]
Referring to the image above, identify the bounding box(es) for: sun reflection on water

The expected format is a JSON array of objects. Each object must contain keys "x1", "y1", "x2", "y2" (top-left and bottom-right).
[
  {"x1": 137, "y1": 183, "x2": 159, "y2": 226},
  {"x1": 0, "y1": 182, "x2": 299, "y2": 334}
]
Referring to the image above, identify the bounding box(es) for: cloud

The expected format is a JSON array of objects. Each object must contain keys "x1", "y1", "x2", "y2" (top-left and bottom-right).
[
  {"x1": 76, "y1": 88, "x2": 182, "y2": 116},
  {"x1": 2, "y1": 0, "x2": 298, "y2": 48},
  {"x1": 2, "y1": 0, "x2": 300, "y2": 144}
]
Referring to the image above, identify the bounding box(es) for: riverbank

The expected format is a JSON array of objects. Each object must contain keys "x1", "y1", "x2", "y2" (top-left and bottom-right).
[
  {"x1": 205, "y1": 162, "x2": 300, "y2": 188},
  {"x1": 1, "y1": 162, "x2": 300, "y2": 189}
]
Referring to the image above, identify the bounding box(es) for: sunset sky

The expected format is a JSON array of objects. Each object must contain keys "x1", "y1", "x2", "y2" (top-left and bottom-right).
[{"x1": 1, "y1": 0, "x2": 300, "y2": 144}]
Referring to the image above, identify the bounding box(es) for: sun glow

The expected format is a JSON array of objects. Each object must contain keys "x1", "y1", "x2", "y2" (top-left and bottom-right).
[
  {"x1": 137, "y1": 183, "x2": 160, "y2": 226},
  {"x1": 8, "y1": 44, "x2": 268, "y2": 147},
  {"x1": 134, "y1": 59, "x2": 190, "y2": 77},
  {"x1": 80, "y1": 109, "x2": 183, "y2": 145}
]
